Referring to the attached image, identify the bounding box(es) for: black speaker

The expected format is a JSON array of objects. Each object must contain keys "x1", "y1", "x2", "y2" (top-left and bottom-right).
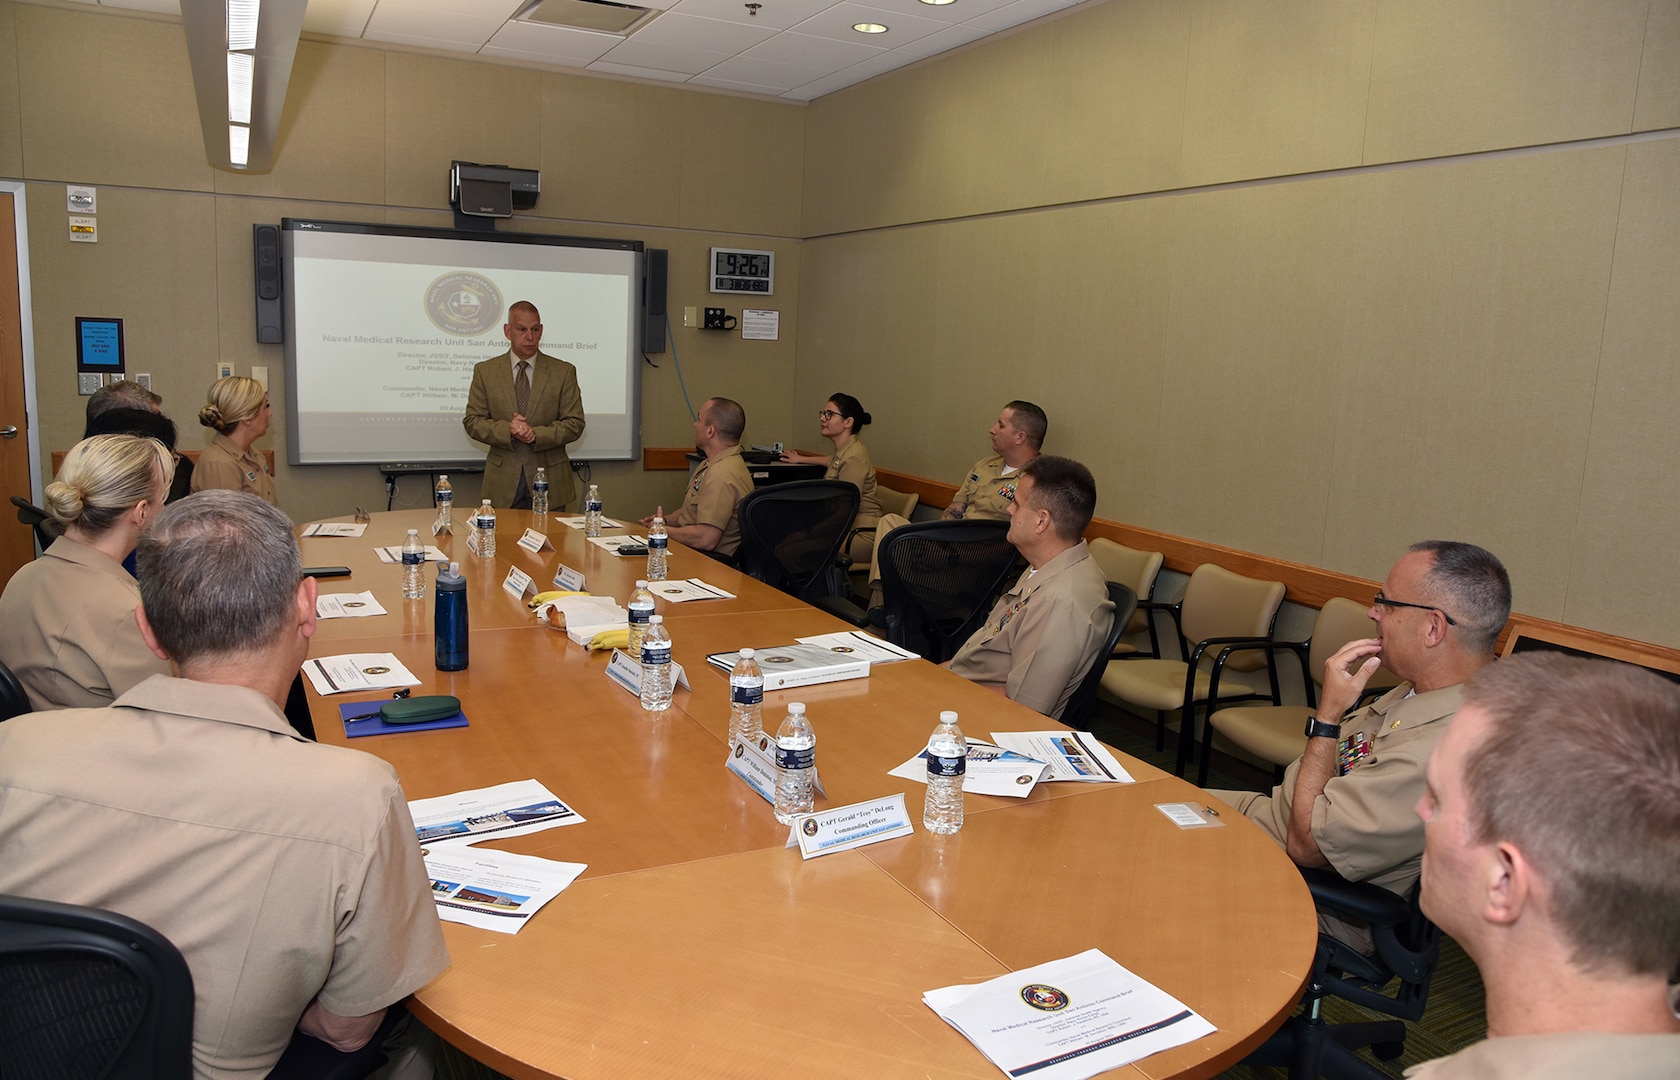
[
  {"x1": 253, "y1": 224, "x2": 283, "y2": 344},
  {"x1": 642, "y1": 248, "x2": 668, "y2": 354}
]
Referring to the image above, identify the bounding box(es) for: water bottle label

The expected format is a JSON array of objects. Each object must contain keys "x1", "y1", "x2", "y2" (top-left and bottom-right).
[
  {"x1": 478, "y1": 516, "x2": 495, "y2": 531},
  {"x1": 628, "y1": 604, "x2": 653, "y2": 625},
  {"x1": 641, "y1": 644, "x2": 671, "y2": 665},
  {"x1": 730, "y1": 684, "x2": 763, "y2": 705},
  {"x1": 401, "y1": 551, "x2": 423, "y2": 566},
  {"x1": 437, "y1": 494, "x2": 452, "y2": 504},
  {"x1": 776, "y1": 745, "x2": 814, "y2": 771},
  {"x1": 534, "y1": 481, "x2": 549, "y2": 492},
  {"x1": 587, "y1": 500, "x2": 602, "y2": 512},
  {"x1": 927, "y1": 753, "x2": 967, "y2": 778},
  {"x1": 648, "y1": 536, "x2": 667, "y2": 551}
]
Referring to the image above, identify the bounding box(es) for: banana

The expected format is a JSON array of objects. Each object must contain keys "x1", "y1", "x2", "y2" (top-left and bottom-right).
[
  {"x1": 587, "y1": 628, "x2": 631, "y2": 652},
  {"x1": 527, "y1": 590, "x2": 587, "y2": 609}
]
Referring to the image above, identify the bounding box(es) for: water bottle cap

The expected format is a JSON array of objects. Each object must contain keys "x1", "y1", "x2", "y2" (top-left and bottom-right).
[
  {"x1": 788, "y1": 702, "x2": 805, "y2": 715},
  {"x1": 636, "y1": 579, "x2": 648, "y2": 588},
  {"x1": 940, "y1": 710, "x2": 958, "y2": 723},
  {"x1": 481, "y1": 500, "x2": 491, "y2": 507},
  {"x1": 649, "y1": 614, "x2": 663, "y2": 624},
  {"x1": 438, "y1": 474, "x2": 448, "y2": 481},
  {"x1": 407, "y1": 528, "x2": 418, "y2": 537},
  {"x1": 740, "y1": 647, "x2": 754, "y2": 658}
]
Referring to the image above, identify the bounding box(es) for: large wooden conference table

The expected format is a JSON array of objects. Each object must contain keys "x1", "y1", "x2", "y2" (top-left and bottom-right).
[{"x1": 300, "y1": 509, "x2": 1316, "y2": 1080}]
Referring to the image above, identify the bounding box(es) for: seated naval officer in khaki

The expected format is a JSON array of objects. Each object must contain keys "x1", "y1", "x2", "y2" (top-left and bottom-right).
[
  {"x1": 645, "y1": 397, "x2": 753, "y2": 558},
  {"x1": 945, "y1": 454, "x2": 1112, "y2": 721}
]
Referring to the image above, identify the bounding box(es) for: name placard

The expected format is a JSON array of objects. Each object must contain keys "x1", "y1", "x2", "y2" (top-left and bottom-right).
[
  {"x1": 502, "y1": 565, "x2": 534, "y2": 601},
  {"x1": 604, "y1": 649, "x2": 691, "y2": 697},
  {"x1": 552, "y1": 563, "x2": 586, "y2": 591},
  {"x1": 431, "y1": 518, "x2": 452, "y2": 537},
  {"x1": 786, "y1": 794, "x2": 913, "y2": 859},
  {"x1": 517, "y1": 527, "x2": 552, "y2": 554},
  {"x1": 725, "y1": 734, "x2": 778, "y2": 804}
]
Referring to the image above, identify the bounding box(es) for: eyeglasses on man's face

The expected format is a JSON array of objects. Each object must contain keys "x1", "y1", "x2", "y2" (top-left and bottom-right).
[{"x1": 1372, "y1": 592, "x2": 1457, "y2": 626}]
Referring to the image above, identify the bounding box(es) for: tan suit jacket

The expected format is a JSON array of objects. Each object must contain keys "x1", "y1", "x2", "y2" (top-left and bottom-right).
[{"x1": 463, "y1": 349, "x2": 585, "y2": 508}]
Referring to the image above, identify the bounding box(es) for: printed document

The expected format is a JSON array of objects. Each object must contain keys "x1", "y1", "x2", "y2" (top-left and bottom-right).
[
  {"x1": 375, "y1": 544, "x2": 448, "y2": 563},
  {"x1": 796, "y1": 631, "x2": 920, "y2": 664},
  {"x1": 302, "y1": 653, "x2": 419, "y2": 695},
  {"x1": 315, "y1": 591, "x2": 388, "y2": 619},
  {"x1": 645, "y1": 578, "x2": 736, "y2": 602},
  {"x1": 989, "y1": 731, "x2": 1134, "y2": 784},
  {"x1": 409, "y1": 779, "x2": 586, "y2": 846},
  {"x1": 889, "y1": 739, "x2": 1049, "y2": 797},
  {"x1": 924, "y1": 948, "x2": 1216, "y2": 1080},
  {"x1": 301, "y1": 521, "x2": 367, "y2": 537},
  {"x1": 420, "y1": 846, "x2": 587, "y2": 935},
  {"x1": 558, "y1": 515, "x2": 625, "y2": 530},
  {"x1": 588, "y1": 534, "x2": 649, "y2": 555}
]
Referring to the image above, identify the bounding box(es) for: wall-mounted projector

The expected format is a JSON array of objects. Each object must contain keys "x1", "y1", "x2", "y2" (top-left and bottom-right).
[{"x1": 450, "y1": 161, "x2": 540, "y2": 219}]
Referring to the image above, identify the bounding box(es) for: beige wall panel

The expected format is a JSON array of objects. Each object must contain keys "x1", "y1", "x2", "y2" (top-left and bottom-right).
[
  {"x1": 1319, "y1": 148, "x2": 1627, "y2": 614},
  {"x1": 1364, "y1": 0, "x2": 1647, "y2": 163},
  {"x1": 540, "y1": 74, "x2": 682, "y2": 228},
  {"x1": 679, "y1": 94, "x2": 804, "y2": 237},
  {"x1": 1563, "y1": 138, "x2": 1680, "y2": 647},
  {"x1": 29, "y1": 183, "x2": 219, "y2": 485},
  {"x1": 802, "y1": 0, "x2": 1190, "y2": 236},
  {"x1": 385, "y1": 53, "x2": 541, "y2": 212},
  {"x1": 1178, "y1": 0, "x2": 1374, "y2": 187},
  {"x1": 216, "y1": 43, "x2": 386, "y2": 204},
  {"x1": 0, "y1": 3, "x2": 22, "y2": 178},
  {"x1": 1633, "y1": 0, "x2": 1680, "y2": 130},
  {"x1": 16, "y1": 6, "x2": 211, "y2": 191},
  {"x1": 1153, "y1": 174, "x2": 1362, "y2": 562}
]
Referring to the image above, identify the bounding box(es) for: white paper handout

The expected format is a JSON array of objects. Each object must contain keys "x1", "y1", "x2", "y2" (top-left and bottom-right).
[
  {"x1": 645, "y1": 578, "x2": 736, "y2": 603},
  {"x1": 409, "y1": 779, "x2": 586, "y2": 846},
  {"x1": 989, "y1": 731, "x2": 1134, "y2": 784},
  {"x1": 302, "y1": 653, "x2": 420, "y2": 695},
  {"x1": 531, "y1": 595, "x2": 629, "y2": 645},
  {"x1": 924, "y1": 948, "x2": 1216, "y2": 1080},
  {"x1": 559, "y1": 515, "x2": 625, "y2": 530},
  {"x1": 797, "y1": 631, "x2": 920, "y2": 665},
  {"x1": 315, "y1": 592, "x2": 388, "y2": 619},
  {"x1": 375, "y1": 544, "x2": 448, "y2": 563},
  {"x1": 588, "y1": 534, "x2": 649, "y2": 555},
  {"x1": 420, "y1": 846, "x2": 587, "y2": 935},
  {"x1": 302, "y1": 521, "x2": 368, "y2": 537},
  {"x1": 888, "y1": 740, "x2": 1049, "y2": 798}
]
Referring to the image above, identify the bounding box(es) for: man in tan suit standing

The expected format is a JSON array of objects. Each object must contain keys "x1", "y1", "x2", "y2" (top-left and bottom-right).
[{"x1": 463, "y1": 300, "x2": 586, "y2": 509}]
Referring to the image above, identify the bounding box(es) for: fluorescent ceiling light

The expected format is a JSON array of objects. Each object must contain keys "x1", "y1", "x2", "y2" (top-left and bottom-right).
[
  {"x1": 227, "y1": 0, "x2": 260, "y2": 50},
  {"x1": 229, "y1": 124, "x2": 250, "y2": 168},
  {"x1": 853, "y1": 21, "x2": 888, "y2": 33},
  {"x1": 920, "y1": 0, "x2": 957, "y2": 5},
  {"x1": 227, "y1": 52, "x2": 253, "y2": 124}
]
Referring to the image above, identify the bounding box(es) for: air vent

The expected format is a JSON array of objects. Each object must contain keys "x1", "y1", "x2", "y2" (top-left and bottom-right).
[{"x1": 517, "y1": 0, "x2": 660, "y2": 35}]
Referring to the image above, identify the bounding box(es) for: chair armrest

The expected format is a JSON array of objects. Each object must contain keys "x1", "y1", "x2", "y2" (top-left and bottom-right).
[
  {"x1": 1186, "y1": 634, "x2": 1278, "y2": 669},
  {"x1": 1300, "y1": 867, "x2": 1410, "y2": 926}
]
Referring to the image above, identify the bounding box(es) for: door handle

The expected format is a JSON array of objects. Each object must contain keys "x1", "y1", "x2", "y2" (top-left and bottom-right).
[{"x1": 0, "y1": 426, "x2": 17, "y2": 439}]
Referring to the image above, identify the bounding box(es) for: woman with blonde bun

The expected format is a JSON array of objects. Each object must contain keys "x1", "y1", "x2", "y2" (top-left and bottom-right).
[
  {"x1": 191, "y1": 375, "x2": 276, "y2": 504},
  {"x1": 0, "y1": 434, "x2": 175, "y2": 710}
]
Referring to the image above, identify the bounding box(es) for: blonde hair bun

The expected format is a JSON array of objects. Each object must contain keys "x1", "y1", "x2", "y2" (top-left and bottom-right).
[
  {"x1": 43, "y1": 478, "x2": 86, "y2": 523},
  {"x1": 198, "y1": 404, "x2": 223, "y2": 428}
]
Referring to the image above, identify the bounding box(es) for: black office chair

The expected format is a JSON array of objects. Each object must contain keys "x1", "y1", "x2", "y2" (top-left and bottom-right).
[
  {"x1": 0, "y1": 894, "x2": 195, "y2": 1079},
  {"x1": 1058, "y1": 582, "x2": 1138, "y2": 728},
  {"x1": 734, "y1": 479, "x2": 860, "y2": 603},
  {"x1": 0, "y1": 660, "x2": 30, "y2": 722},
  {"x1": 1245, "y1": 868, "x2": 1442, "y2": 1080},
  {"x1": 11, "y1": 495, "x2": 59, "y2": 553}
]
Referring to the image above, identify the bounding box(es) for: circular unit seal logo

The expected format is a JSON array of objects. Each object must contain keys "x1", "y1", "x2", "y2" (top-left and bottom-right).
[
  {"x1": 1020, "y1": 984, "x2": 1069, "y2": 1012},
  {"x1": 425, "y1": 271, "x2": 504, "y2": 336}
]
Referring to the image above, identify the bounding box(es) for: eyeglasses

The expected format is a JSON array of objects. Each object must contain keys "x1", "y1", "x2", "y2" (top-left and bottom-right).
[
  {"x1": 818, "y1": 410, "x2": 840, "y2": 420},
  {"x1": 1373, "y1": 592, "x2": 1457, "y2": 626}
]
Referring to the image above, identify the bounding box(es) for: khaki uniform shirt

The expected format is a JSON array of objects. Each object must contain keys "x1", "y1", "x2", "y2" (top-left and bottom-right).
[
  {"x1": 676, "y1": 444, "x2": 754, "y2": 557},
  {"x1": 950, "y1": 454, "x2": 1024, "y2": 521},
  {"x1": 0, "y1": 676, "x2": 449, "y2": 1080},
  {"x1": 949, "y1": 540, "x2": 1113, "y2": 720},
  {"x1": 825, "y1": 437, "x2": 880, "y2": 527},
  {"x1": 1405, "y1": 1033, "x2": 1680, "y2": 1080},
  {"x1": 191, "y1": 433, "x2": 277, "y2": 505},
  {"x1": 1213, "y1": 682, "x2": 1462, "y2": 899},
  {"x1": 0, "y1": 535, "x2": 170, "y2": 710}
]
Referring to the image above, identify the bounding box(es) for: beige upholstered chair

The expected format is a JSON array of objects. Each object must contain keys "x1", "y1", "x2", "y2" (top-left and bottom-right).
[
  {"x1": 1096, "y1": 563, "x2": 1286, "y2": 776},
  {"x1": 1087, "y1": 538, "x2": 1164, "y2": 657},
  {"x1": 1197, "y1": 596, "x2": 1401, "y2": 785},
  {"x1": 845, "y1": 484, "x2": 920, "y2": 598}
]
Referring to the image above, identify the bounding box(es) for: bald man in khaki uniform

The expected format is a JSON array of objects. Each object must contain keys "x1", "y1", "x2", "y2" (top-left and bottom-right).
[{"x1": 648, "y1": 397, "x2": 753, "y2": 558}]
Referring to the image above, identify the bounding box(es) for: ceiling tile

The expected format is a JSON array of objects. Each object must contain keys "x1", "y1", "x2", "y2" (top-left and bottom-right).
[
  {"x1": 630, "y1": 12, "x2": 776, "y2": 51},
  {"x1": 362, "y1": 30, "x2": 484, "y2": 52},
  {"x1": 665, "y1": 0, "x2": 831, "y2": 32},
  {"x1": 696, "y1": 53, "x2": 830, "y2": 91},
  {"x1": 303, "y1": 0, "x2": 378, "y2": 37},
  {"x1": 963, "y1": 0, "x2": 1073, "y2": 33},
  {"x1": 480, "y1": 21, "x2": 623, "y2": 63},
  {"x1": 585, "y1": 60, "x2": 696, "y2": 82},
  {"x1": 888, "y1": 20, "x2": 988, "y2": 60},
  {"x1": 365, "y1": 7, "x2": 505, "y2": 47},
  {"x1": 789, "y1": 2, "x2": 951, "y2": 48},
  {"x1": 743, "y1": 30, "x2": 885, "y2": 68},
  {"x1": 781, "y1": 48, "x2": 903, "y2": 98},
  {"x1": 597, "y1": 37, "x2": 735, "y2": 75},
  {"x1": 374, "y1": 0, "x2": 525, "y2": 18}
]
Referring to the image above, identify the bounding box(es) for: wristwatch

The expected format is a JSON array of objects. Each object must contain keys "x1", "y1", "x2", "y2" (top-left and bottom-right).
[{"x1": 1304, "y1": 716, "x2": 1341, "y2": 740}]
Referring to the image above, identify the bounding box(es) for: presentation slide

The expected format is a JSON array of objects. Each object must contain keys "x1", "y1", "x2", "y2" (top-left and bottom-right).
[{"x1": 282, "y1": 220, "x2": 642, "y2": 466}]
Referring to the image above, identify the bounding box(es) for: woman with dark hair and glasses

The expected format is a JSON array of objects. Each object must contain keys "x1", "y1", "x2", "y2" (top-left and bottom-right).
[{"x1": 782, "y1": 392, "x2": 882, "y2": 564}]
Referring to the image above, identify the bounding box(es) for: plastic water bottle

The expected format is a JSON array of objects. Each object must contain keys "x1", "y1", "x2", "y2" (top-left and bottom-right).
[
  {"x1": 474, "y1": 500, "x2": 496, "y2": 557},
  {"x1": 923, "y1": 710, "x2": 967, "y2": 835},
  {"x1": 435, "y1": 562, "x2": 468, "y2": 671},
  {"x1": 773, "y1": 702, "x2": 815, "y2": 824},
  {"x1": 639, "y1": 614, "x2": 673, "y2": 712},
  {"x1": 729, "y1": 648, "x2": 764, "y2": 745},
  {"x1": 627, "y1": 579, "x2": 655, "y2": 659},
  {"x1": 433, "y1": 474, "x2": 453, "y2": 534},
  {"x1": 584, "y1": 484, "x2": 603, "y2": 537},
  {"x1": 531, "y1": 467, "x2": 550, "y2": 516},
  {"x1": 647, "y1": 515, "x2": 669, "y2": 581},
  {"x1": 401, "y1": 528, "x2": 425, "y2": 599}
]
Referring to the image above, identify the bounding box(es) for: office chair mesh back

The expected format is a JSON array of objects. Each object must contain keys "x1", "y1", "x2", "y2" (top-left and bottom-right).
[
  {"x1": 878, "y1": 520, "x2": 1018, "y2": 663},
  {"x1": 736, "y1": 480, "x2": 860, "y2": 601},
  {"x1": 0, "y1": 895, "x2": 194, "y2": 1080},
  {"x1": 0, "y1": 660, "x2": 31, "y2": 721}
]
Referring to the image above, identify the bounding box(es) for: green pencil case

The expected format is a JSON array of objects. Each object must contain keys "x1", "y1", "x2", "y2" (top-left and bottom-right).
[{"x1": 381, "y1": 695, "x2": 462, "y2": 724}]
